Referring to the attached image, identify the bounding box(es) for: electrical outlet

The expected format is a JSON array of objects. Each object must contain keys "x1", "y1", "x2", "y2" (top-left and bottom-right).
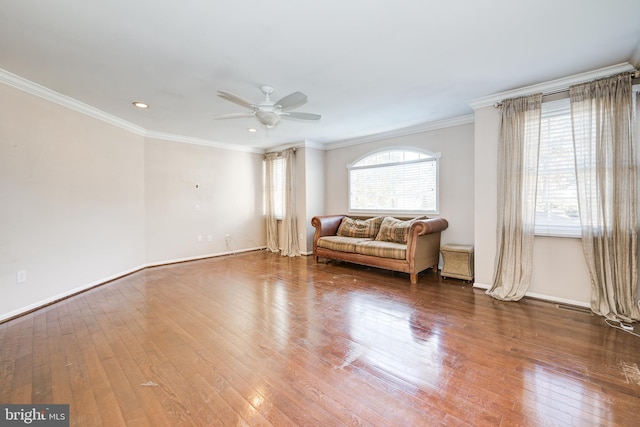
[
  {"x1": 17, "y1": 270, "x2": 26, "y2": 284},
  {"x1": 207, "y1": 235, "x2": 212, "y2": 241},
  {"x1": 197, "y1": 235, "x2": 203, "y2": 242}
]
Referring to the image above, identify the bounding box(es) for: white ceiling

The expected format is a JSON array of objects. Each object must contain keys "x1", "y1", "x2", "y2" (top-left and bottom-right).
[{"x1": 1, "y1": 0, "x2": 639, "y2": 151}]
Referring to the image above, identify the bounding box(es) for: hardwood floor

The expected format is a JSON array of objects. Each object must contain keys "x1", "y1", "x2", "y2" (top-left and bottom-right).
[{"x1": 1, "y1": 251, "x2": 639, "y2": 426}]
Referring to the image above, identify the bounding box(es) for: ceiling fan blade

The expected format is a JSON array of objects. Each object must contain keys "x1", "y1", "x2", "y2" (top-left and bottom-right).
[
  {"x1": 213, "y1": 112, "x2": 255, "y2": 120},
  {"x1": 282, "y1": 112, "x2": 321, "y2": 121},
  {"x1": 275, "y1": 91, "x2": 308, "y2": 111},
  {"x1": 217, "y1": 90, "x2": 256, "y2": 109}
]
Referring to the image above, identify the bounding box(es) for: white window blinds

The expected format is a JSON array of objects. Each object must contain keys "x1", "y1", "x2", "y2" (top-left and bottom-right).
[
  {"x1": 535, "y1": 98, "x2": 581, "y2": 236},
  {"x1": 348, "y1": 150, "x2": 439, "y2": 214}
]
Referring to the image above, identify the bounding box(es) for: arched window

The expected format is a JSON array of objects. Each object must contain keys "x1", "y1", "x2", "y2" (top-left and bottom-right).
[{"x1": 348, "y1": 148, "x2": 440, "y2": 214}]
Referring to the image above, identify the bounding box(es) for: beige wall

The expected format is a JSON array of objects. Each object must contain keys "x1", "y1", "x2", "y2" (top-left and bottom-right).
[
  {"x1": 144, "y1": 138, "x2": 265, "y2": 264},
  {"x1": 301, "y1": 146, "x2": 325, "y2": 253},
  {"x1": 324, "y1": 123, "x2": 475, "y2": 250},
  {"x1": 473, "y1": 107, "x2": 499, "y2": 292},
  {"x1": 1, "y1": 81, "x2": 266, "y2": 321},
  {"x1": 473, "y1": 106, "x2": 592, "y2": 306},
  {"x1": 0, "y1": 83, "x2": 146, "y2": 319}
]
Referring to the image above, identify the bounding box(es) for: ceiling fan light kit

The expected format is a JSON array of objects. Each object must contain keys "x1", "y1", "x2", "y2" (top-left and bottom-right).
[
  {"x1": 255, "y1": 110, "x2": 280, "y2": 128},
  {"x1": 215, "y1": 85, "x2": 321, "y2": 129}
]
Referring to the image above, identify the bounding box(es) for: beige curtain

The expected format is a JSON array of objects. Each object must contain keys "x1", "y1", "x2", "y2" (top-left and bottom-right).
[
  {"x1": 264, "y1": 152, "x2": 280, "y2": 253},
  {"x1": 487, "y1": 93, "x2": 542, "y2": 301},
  {"x1": 570, "y1": 73, "x2": 640, "y2": 322},
  {"x1": 280, "y1": 149, "x2": 301, "y2": 257}
]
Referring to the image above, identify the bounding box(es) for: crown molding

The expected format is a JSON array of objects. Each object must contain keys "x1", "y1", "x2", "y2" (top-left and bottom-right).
[
  {"x1": 265, "y1": 139, "x2": 325, "y2": 153},
  {"x1": 468, "y1": 63, "x2": 635, "y2": 109},
  {"x1": 144, "y1": 130, "x2": 264, "y2": 154},
  {"x1": 265, "y1": 141, "x2": 305, "y2": 153},
  {"x1": 0, "y1": 68, "x2": 147, "y2": 135},
  {"x1": 301, "y1": 140, "x2": 325, "y2": 150},
  {"x1": 631, "y1": 45, "x2": 640, "y2": 69},
  {"x1": 323, "y1": 114, "x2": 475, "y2": 151},
  {"x1": 0, "y1": 68, "x2": 268, "y2": 154}
]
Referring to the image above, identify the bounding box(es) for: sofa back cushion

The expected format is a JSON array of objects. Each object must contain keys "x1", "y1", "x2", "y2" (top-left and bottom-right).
[
  {"x1": 336, "y1": 216, "x2": 384, "y2": 238},
  {"x1": 375, "y1": 216, "x2": 427, "y2": 244}
]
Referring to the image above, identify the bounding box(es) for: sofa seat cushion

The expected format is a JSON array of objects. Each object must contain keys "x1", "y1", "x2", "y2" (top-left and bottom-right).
[
  {"x1": 355, "y1": 240, "x2": 407, "y2": 260},
  {"x1": 317, "y1": 236, "x2": 373, "y2": 253}
]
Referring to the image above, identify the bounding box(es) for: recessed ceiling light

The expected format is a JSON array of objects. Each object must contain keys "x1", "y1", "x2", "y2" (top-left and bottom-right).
[
  {"x1": 248, "y1": 128, "x2": 257, "y2": 133},
  {"x1": 132, "y1": 101, "x2": 149, "y2": 109}
]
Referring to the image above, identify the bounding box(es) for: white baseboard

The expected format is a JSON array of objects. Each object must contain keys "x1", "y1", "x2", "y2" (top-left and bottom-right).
[
  {"x1": 4, "y1": 250, "x2": 593, "y2": 323},
  {"x1": 0, "y1": 264, "x2": 146, "y2": 323},
  {"x1": 472, "y1": 282, "x2": 490, "y2": 289},
  {"x1": 1, "y1": 247, "x2": 267, "y2": 323},
  {"x1": 473, "y1": 282, "x2": 590, "y2": 308},
  {"x1": 145, "y1": 246, "x2": 266, "y2": 268},
  {"x1": 523, "y1": 291, "x2": 590, "y2": 308}
]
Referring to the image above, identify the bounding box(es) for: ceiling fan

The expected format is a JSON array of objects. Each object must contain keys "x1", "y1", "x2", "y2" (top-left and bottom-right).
[{"x1": 214, "y1": 86, "x2": 321, "y2": 128}]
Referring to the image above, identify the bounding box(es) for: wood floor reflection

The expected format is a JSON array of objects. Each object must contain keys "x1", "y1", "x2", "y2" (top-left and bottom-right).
[{"x1": 1, "y1": 251, "x2": 639, "y2": 426}]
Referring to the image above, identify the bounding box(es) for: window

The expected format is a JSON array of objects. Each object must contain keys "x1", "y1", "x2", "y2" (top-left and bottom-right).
[
  {"x1": 535, "y1": 98, "x2": 580, "y2": 237},
  {"x1": 348, "y1": 148, "x2": 439, "y2": 214}
]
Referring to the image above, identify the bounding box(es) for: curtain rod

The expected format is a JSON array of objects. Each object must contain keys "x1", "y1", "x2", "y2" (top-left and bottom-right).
[
  {"x1": 264, "y1": 147, "x2": 296, "y2": 158},
  {"x1": 493, "y1": 69, "x2": 639, "y2": 108}
]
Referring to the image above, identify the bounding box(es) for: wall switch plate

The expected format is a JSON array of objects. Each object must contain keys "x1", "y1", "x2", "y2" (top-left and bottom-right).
[
  {"x1": 197, "y1": 235, "x2": 202, "y2": 242},
  {"x1": 17, "y1": 270, "x2": 26, "y2": 284},
  {"x1": 207, "y1": 235, "x2": 212, "y2": 241}
]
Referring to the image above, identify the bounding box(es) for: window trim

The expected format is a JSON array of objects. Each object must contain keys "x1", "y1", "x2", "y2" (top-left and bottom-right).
[{"x1": 347, "y1": 147, "x2": 440, "y2": 216}]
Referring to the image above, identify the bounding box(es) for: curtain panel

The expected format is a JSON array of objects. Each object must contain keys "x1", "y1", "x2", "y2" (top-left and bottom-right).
[
  {"x1": 570, "y1": 73, "x2": 640, "y2": 321},
  {"x1": 487, "y1": 93, "x2": 542, "y2": 301},
  {"x1": 264, "y1": 152, "x2": 280, "y2": 253},
  {"x1": 281, "y1": 149, "x2": 301, "y2": 257}
]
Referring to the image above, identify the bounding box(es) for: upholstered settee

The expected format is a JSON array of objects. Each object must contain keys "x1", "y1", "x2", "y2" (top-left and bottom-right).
[{"x1": 311, "y1": 215, "x2": 449, "y2": 284}]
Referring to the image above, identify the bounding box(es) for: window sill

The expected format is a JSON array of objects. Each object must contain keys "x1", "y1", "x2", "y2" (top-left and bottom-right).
[
  {"x1": 534, "y1": 232, "x2": 581, "y2": 239},
  {"x1": 348, "y1": 210, "x2": 438, "y2": 217}
]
